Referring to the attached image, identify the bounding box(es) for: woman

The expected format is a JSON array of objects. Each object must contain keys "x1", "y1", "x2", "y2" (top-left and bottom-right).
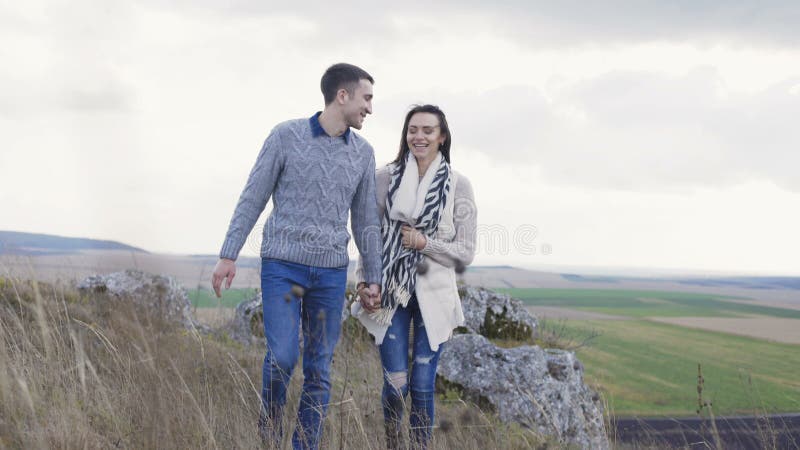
[{"x1": 352, "y1": 104, "x2": 478, "y2": 449}]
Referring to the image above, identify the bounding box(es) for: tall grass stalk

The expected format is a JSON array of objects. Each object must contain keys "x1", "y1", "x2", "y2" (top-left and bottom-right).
[{"x1": 0, "y1": 277, "x2": 552, "y2": 449}]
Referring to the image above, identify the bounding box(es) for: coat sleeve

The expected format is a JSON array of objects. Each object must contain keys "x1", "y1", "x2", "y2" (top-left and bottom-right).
[
  {"x1": 350, "y1": 147, "x2": 382, "y2": 285},
  {"x1": 421, "y1": 174, "x2": 477, "y2": 268}
]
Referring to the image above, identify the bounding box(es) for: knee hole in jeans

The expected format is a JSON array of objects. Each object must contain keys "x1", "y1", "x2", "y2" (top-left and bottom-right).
[{"x1": 386, "y1": 371, "x2": 408, "y2": 392}]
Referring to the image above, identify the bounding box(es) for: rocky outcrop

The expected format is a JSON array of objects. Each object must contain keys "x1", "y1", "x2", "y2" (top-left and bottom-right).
[
  {"x1": 439, "y1": 286, "x2": 608, "y2": 448},
  {"x1": 437, "y1": 334, "x2": 608, "y2": 449},
  {"x1": 458, "y1": 285, "x2": 538, "y2": 340},
  {"x1": 78, "y1": 270, "x2": 207, "y2": 332},
  {"x1": 229, "y1": 291, "x2": 264, "y2": 346}
]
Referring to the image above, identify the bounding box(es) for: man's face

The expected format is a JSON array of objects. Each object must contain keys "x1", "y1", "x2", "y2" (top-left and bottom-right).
[{"x1": 342, "y1": 79, "x2": 373, "y2": 130}]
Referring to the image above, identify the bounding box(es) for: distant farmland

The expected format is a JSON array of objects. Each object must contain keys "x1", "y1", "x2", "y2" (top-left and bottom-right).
[
  {"x1": 497, "y1": 288, "x2": 800, "y2": 417},
  {"x1": 498, "y1": 288, "x2": 800, "y2": 319},
  {"x1": 560, "y1": 319, "x2": 800, "y2": 417}
]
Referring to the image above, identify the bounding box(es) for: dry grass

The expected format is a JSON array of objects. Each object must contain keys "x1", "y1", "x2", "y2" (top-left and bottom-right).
[
  {"x1": 0, "y1": 276, "x2": 555, "y2": 449},
  {"x1": 195, "y1": 307, "x2": 236, "y2": 328}
]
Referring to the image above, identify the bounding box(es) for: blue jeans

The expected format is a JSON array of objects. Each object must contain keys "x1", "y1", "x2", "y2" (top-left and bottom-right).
[
  {"x1": 257, "y1": 258, "x2": 347, "y2": 450},
  {"x1": 379, "y1": 294, "x2": 443, "y2": 450}
]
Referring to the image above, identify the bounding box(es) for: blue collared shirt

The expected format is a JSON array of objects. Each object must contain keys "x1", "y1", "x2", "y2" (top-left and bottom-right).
[{"x1": 309, "y1": 111, "x2": 350, "y2": 144}]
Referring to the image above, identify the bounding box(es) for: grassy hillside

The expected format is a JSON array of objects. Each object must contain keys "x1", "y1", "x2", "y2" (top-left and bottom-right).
[
  {"x1": 190, "y1": 286, "x2": 800, "y2": 418},
  {"x1": 497, "y1": 287, "x2": 800, "y2": 417},
  {"x1": 563, "y1": 319, "x2": 800, "y2": 417},
  {"x1": 0, "y1": 277, "x2": 550, "y2": 449}
]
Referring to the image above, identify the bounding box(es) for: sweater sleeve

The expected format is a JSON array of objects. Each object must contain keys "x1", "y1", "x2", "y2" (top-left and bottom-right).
[
  {"x1": 350, "y1": 148, "x2": 382, "y2": 285},
  {"x1": 219, "y1": 127, "x2": 285, "y2": 260},
  {"x1": 355, "y1": 166, "x2": 389, "y2": 283},
  {"x1": 421, "y1": 174, "x2": 477, "y2": 268}
]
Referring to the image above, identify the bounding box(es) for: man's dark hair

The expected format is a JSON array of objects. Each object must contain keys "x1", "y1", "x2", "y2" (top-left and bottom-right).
[
  {"x1": 320, "y1": 63, "x2": 374, "y2": 105},
  {"x1": 394, "y1": 104, "x2": 452, "y2": 164}
]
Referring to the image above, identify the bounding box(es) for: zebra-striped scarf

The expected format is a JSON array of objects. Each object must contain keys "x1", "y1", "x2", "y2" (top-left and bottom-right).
[{"x1": 370, "y1": 153, "x2": 451, "y2": 325}]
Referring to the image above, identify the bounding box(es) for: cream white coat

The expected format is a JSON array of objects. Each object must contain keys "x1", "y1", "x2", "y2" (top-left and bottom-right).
[{"x1": 352, "y1": 169, "x2": 473, "y2": 351}]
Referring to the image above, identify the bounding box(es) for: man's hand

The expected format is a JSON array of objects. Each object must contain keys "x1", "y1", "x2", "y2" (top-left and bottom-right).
[
  {"x1": 400, "y1": 225, "x2": 427, "y2": 250},
  {"x1": 358, "y1": 283, "x2": 382, "y2": 313},
  {"x1": 211, "y1": 258, "x2": 236, "y2": 298}
]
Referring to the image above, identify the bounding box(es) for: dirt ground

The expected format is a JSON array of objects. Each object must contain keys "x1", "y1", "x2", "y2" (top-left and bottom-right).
[{"x1": 648, "y1": 316, "x2": 800, "y2": 344}]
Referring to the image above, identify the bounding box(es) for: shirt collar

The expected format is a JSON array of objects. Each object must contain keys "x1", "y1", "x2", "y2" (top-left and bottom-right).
[{"x1": 309, "y1": 111, "x2": 350, "y2": 144}]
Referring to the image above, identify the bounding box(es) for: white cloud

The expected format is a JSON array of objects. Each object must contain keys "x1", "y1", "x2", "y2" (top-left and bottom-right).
[
  {"x1": 413, "y1": 69, "x2": 800, "y2": 191},
  {"x1": 129, "y1": 1, "x2": 800, "y2": 47},
  {"x1": 3, "y1": 1, "x2": 800, "y2": 274}
]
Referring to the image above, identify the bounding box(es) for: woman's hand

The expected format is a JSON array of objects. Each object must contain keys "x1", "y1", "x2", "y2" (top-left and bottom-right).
[{"x1": 400, "y1": 225, "x2": 427, "y2": 250}]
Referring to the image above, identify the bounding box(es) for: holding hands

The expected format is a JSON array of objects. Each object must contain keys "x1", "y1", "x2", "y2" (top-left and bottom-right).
[
  {"x1": 357, "y1": 224, "x2": 425, "y2": 313},
  {"x1": 357, "y1": 283, "x2": 382, "y2": 312}
]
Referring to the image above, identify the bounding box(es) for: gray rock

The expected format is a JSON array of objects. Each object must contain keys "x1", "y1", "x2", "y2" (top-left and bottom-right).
[
  {"x1": 78, "y1": 270, "x2": 209, "y2": 333},
  {"x1": 459, "y1": 285, "x2": 538, "y2": 340},
  {"x1": 228, "y1": 291, "x2": 264, "y2": 346},
  {"x1": 437, "y1": 334, "x2": 608, "y2": 449}
]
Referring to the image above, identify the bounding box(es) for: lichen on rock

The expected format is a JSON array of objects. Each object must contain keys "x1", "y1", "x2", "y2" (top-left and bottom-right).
[{"x1": 459, "y1": 285, "x2": 538, "y2": 340}]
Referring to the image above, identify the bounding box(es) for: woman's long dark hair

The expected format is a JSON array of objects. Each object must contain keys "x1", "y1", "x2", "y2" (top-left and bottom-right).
[{"x1": 393, "y1": 104, "x2": 451, "y2": 164}]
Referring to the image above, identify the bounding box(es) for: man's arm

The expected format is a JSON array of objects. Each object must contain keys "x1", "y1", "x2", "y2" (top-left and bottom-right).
[
  {"x1": 213, "y1": 127, "x2": 285, "y2": 297},
  {"x1": 350, "y1": 149, "x2": 382, "y2": 287}
]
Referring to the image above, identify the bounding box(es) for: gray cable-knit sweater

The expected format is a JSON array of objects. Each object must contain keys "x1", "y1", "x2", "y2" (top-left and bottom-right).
[{"x1": 219, "y1": 117, "x2": 382, "y2": 284}]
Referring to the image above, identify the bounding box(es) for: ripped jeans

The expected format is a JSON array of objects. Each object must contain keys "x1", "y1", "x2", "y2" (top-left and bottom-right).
[{"x1": 378, "y1": 294, "x2": 444, "y2": 449}]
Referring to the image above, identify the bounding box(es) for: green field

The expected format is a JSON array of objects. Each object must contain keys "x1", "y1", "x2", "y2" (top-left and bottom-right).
[
  {"x1": 496, "y1": 288, "x2": 800, "y2": 416},
  {"x1": 561, "y1": 319, "x2": 800, "y2": 416},
  {"x1": 498, "y1": 288, "x2": 800, "y2": 318},
  {"x1": 187, "y1": 287, "x2": 257, "y2": 308}
]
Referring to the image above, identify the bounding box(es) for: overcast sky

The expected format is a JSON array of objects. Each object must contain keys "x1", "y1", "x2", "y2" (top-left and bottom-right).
[{"x1": 2, "y1": 1, "x2": 800, "y2": 275}]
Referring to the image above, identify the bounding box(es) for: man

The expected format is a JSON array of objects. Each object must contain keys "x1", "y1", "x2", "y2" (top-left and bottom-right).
[{"x1": 212, "y1": 63, "x2": 382, "y2": 449}]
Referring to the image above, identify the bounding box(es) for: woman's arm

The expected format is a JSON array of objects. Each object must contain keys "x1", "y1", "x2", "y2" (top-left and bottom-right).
[{"x1": 421, "y1": 174, "x2": 477, "y2": 268}]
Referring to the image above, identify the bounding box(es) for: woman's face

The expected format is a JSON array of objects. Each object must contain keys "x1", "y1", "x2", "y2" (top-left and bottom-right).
[{"x1": 406, "y1": 112, "x2": 445, "y2": 164}]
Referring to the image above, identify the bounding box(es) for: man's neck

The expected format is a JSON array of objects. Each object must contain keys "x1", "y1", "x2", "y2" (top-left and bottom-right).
[{"x1": 318, "y1": 109, "x2": 348, "y2": 137}]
